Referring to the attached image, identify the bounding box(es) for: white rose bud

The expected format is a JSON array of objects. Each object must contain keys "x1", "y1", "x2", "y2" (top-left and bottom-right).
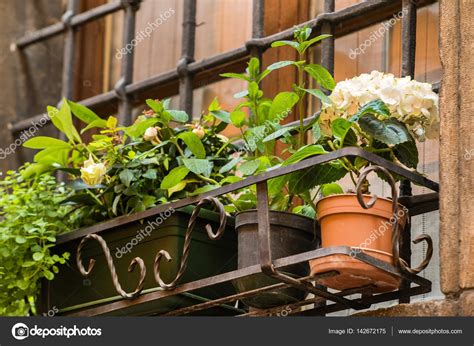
[
  {"x1": 80, "y1": 155, "x2": 107, "y2": 186},
  {"x1": 143, "y1": 127, "x2": 161, "y2": 145},
  {"x1": 192, "y1": 125, "x2": 205, "y2": 139}
]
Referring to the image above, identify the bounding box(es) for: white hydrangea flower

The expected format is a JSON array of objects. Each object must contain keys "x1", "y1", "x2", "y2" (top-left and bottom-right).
[{"x1": 323, "y1": 71, "x2": 439, "y2": 142}]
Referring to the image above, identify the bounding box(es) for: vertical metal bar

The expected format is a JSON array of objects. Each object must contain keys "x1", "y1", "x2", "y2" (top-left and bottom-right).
[
  {"x1": 399, "y1": 0, "x2": 417, "y2": 304},
  {"x1": 115, "y1": 0, "x2": 141, "y2": 125},
  {"x1": 256, "y1": 181, "x2": 272, "y2": 272},
  {"x1": 57, "y1": 0, "x2": 78, "y2": 168},
  {"x1": 61, "y1": 0, "x2": 79, "y2": 100},
  {"x1": 178, "y1": 0, "x2": 197, "y2": 117},
  {"x1": 250, "y1": 0, "x2": 265, "y2": 62},
  {"x1": 321, "y1": 0, "x2": 335, "y2": 77}
]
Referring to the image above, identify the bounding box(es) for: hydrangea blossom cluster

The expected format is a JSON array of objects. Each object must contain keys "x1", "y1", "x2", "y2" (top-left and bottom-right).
[{"x1": 320, "y1": 71, "x2": 439, "y2": 141}]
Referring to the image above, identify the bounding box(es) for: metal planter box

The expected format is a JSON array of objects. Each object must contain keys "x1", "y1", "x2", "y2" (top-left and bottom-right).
[{"x1": 41, "y1": 206, "x2": 238, "y2": 316}]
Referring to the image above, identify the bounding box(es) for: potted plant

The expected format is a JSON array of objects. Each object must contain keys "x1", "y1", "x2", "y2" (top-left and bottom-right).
[
  {"x1": 19, "y1": 98, "x2": 242, "y2": 315},
  {"x1": 220, "y1": 26, "x2": 339, "y2": 308},
  {"x1": 302, "y1": 71, "x2": 438, "y2": 292}
]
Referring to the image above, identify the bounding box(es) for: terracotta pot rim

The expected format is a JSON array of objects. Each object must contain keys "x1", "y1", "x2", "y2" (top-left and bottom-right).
[
  {"x1": 315, "y1": 193, "x2": 407, "y2": 222},
  {"x1": 316, "y1": 193, "x2": 403, "y2": 206}
]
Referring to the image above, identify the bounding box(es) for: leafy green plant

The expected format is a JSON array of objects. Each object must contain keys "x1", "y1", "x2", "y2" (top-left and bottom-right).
[
  {"x1": 0, "y1": 167, "x2": 79, "y2": 316},
  {"x1": 23, "y1": 98, "x2": 237, "y2": 226},
  {"x1": 220, "y1": 25, "x2": 336, "y2": 214}
]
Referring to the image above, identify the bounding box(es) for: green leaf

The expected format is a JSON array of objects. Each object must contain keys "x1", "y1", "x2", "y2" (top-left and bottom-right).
[
  {"x1": 266, "y1": 60, "x2": 295, "y2": 71},
  {"x1": 288, "y1": 162, "x2": 347, "y2": 194},
  {"x1": 20, "y1": 163, "x2": 52, "y2": 178},
  {"x1": 183, "y1": 158, "x2": 213, "y2": 176},
  {"x1": 106, "y1": 116, "x2": 118, "y2": 129},
  {"x1": 210, "y1": 110, "x2": 231, "y2": 123},
  {"x1": 188, "y1": 185, "x2": 220, "y2": 196},
  {"x1": 124, "y1": 117, "x2": 159, "y2": 138},
  {"x1": 220, "y1": 176, "x2": 243, "y2": 185},
  {"x1": 168, "y1": 180, "x2": 188, "y2": 197},
  {"x1": 23, "y1": 136, "x2": 71, "y2": 149},
  {"x1": 143, "y1": 169, "x2": 158, "y2": 179},
  {"x1": 247, "y1": 57, "x2": 260, "y2": 78},
  {"x1": 321, "y1": 183, "x2": 344, "y2": 197},
  {"x1": 263, "y1": 126, "x2": 297, "y2": 143},
  {"x1": 21, "y1": 261, "x2": 36, "y2": 268},
  {"x1": 119, "y1": 169, "x2": 135, "y2": 187},
  {"x1": 219, "y1": 156, "x2": 242, "y2": 174},
  {"x1": 238, "y1": 160, "x2": 260, "y2": 176},
  {"x1": 331, "y1": 118, "x2": 353, "y2": 145},
  {"x1": 43, "y1": 270, "x2": 54, "y2": 280},
  {"x1": 67, "y1": 100, "x2": 101, "y2": 124},
  {"x1": 299, "y1": 34, "x2": 332, "y2": 53},
  {"x1": 34, "y1": 147, "x2": 69, "y2": 166},
  {"x1": 268, "y1": 91, "x2": 299, "y2": 122},
  {"x1": 208, "y1": 97, "x2": 220, "y2": 112},
  {"x1": 33, "y1": 252, "x2": 45, "y2": 261},
  {"x1": 220, "y1": 72, "x2": 251, "y2": 81},
  {"x1": 304, "y1": 64, "x2": 336, "y2": 90},
  {"x1": 302, "y1": 88, "x2": 332, "y2": 105},
  {"x1": 292, "y1": 205, "x2": 316, "y2": 218},
  {"x1": 248, "y1": 82, "x2": 259, "y2": 100},
  {"x1": 160, "y1": 166, "x2": 189, "y2": 189},
  {"x1": 312, "y1": 123, "x2": 322, "y2": 142},
  {"x1": 271, "y1": 40, "x2": 300, "y2": 49},
  {"x1": 81, "y1": 119, "x2": 107, "y2": 134},
  {"x1": 146, "y1": 99, "x2": 164, "y2": 114},
  {"x1": 232, "y1": 193, "x2": 257, "y2": 211},
  {"x1": 230, "y1": 110, "x2": 247, "y2": 128},
  {"x1": 393, "y1": 137, "x2": 419, "y2": 169},
  {"x1": 282, "y1": 144, "x2": 328, "y2": 166},
  {"x1": 233, "y1": 90, "x2": 249, "y2": 99},
  {"x1": 358, "y1": 114, "x2": 411, "y2": 146},
  {"x1": 177, "y1": 132, "x2": 206, "y2": 159},
  {"x1": 15, "y1": 236, "x2": 27, "y2": 244},
  {"x1": 53, "y1": 100, "x2": 82, "y2": 143},
  {"x1": 166, "y1": 110, "x2": 189, "y2": 123},
  {"x1": 350, "y1": 99, "x2": 390, "y2": 122}
]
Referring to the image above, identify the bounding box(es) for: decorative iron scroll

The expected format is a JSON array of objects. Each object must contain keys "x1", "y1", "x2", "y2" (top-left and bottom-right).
[
  {"x1": 355, "y1": 165, "x2": 433, "y2": 274},
  {"x1": 154, "y1": 197, "x2": 227, "y2": 290},
  {"x1": 76, "y1": 233, "x2": 146, "y2": 299}
]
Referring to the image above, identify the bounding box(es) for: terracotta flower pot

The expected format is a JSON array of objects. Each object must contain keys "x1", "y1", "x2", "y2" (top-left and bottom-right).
[{"x1": 310, "y1": 194, "x2": 407, "y2": 293}]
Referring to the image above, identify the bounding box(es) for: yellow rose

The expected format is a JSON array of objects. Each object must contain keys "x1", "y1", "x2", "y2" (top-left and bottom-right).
[{"x1": 80, "y1": 155, "x2": 107, "y2": 186}]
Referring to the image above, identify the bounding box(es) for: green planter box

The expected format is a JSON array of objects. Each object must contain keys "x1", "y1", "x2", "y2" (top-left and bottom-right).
[{"x1": 41, "y1": 206, "x2": 238, "y2": 316}]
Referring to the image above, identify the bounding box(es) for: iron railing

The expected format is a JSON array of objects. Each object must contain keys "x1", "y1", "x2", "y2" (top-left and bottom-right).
[{"x1": 44, "y1": 148, "x2": 439, "y2": 316}]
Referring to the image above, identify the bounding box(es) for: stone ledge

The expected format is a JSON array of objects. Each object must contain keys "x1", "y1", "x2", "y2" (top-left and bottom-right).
[{"x1": 354, "y1": 299, "x2": 460, "y2": 316}]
